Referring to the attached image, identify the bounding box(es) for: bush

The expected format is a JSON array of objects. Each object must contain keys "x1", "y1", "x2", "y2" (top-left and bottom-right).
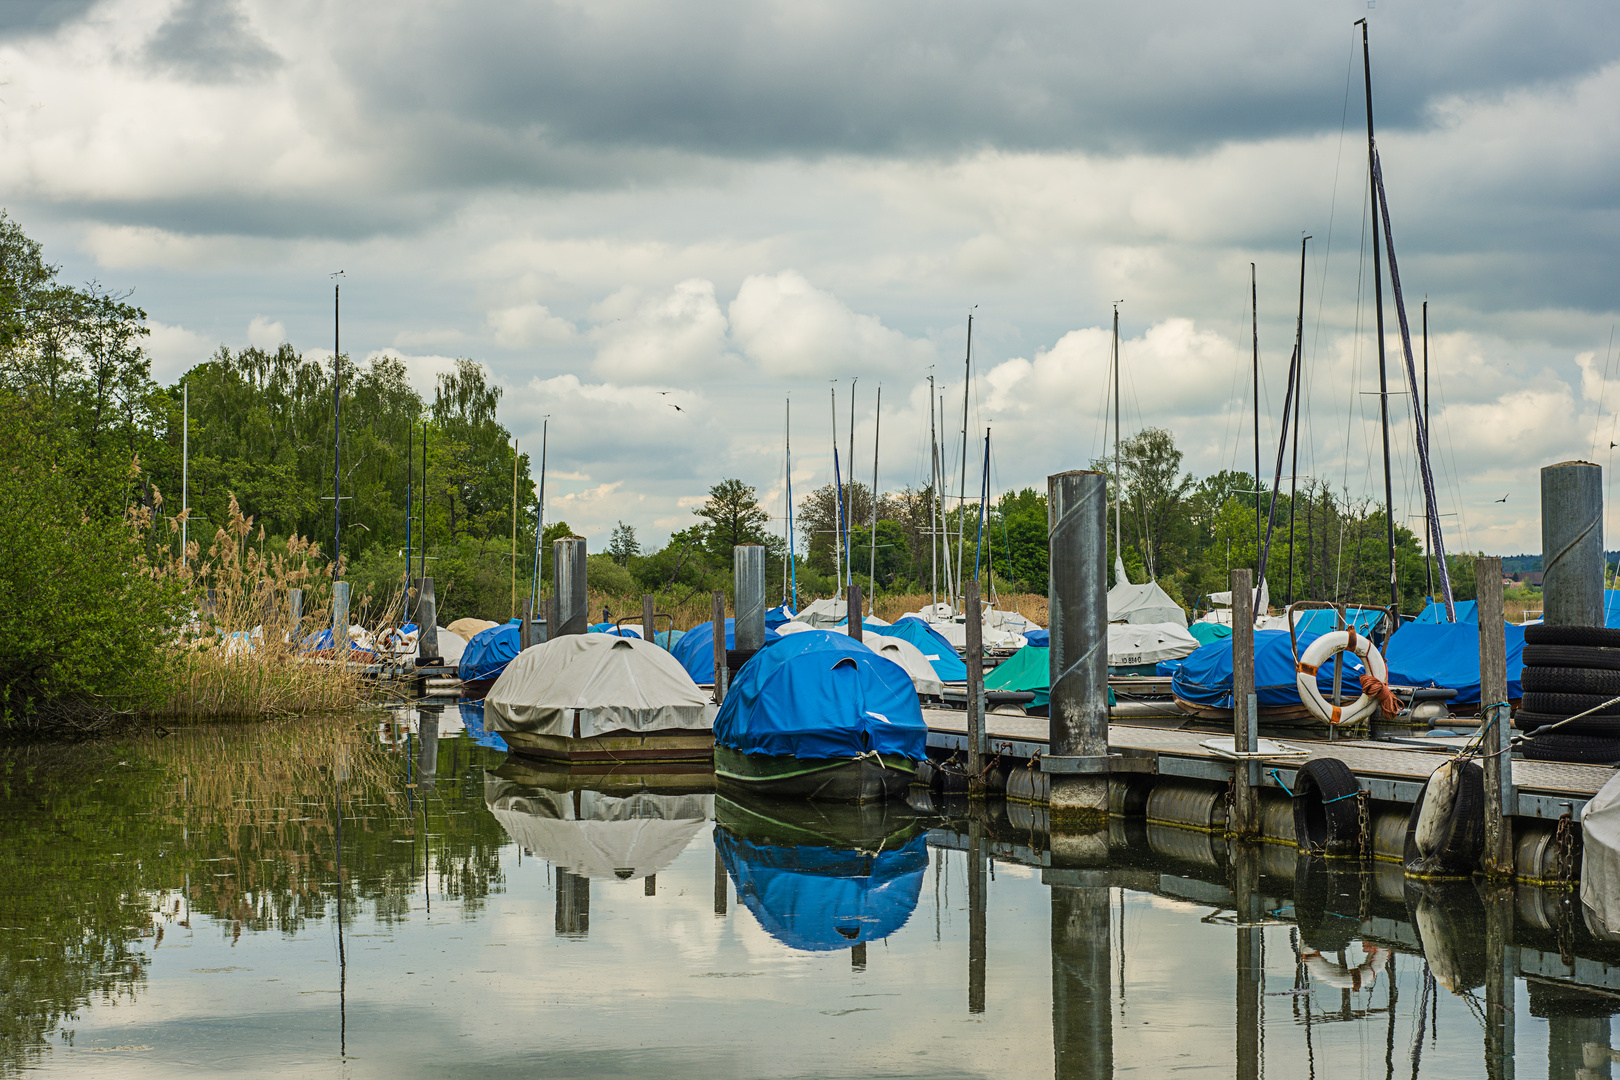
[{"x1": 0, "y1": 407, "x2": 188, "y2": 733}]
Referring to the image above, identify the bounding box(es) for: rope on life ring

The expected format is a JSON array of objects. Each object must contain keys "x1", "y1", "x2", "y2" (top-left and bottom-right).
[{"x1": 1294, "y1": 627, "x2": 1390, "y2": 726}]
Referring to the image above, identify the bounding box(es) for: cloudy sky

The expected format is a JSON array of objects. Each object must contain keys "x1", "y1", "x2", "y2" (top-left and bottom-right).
[{"x1": 5, "y1": 0, "x2": 1619, "y2": 556}]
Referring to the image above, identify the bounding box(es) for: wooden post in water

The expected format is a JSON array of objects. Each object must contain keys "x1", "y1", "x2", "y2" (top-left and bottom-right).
[
  {"x1": 851, "y1": 942, "x2": 867, "y2": 970},
  {"x1": 1478, "y1": 555, "x2": 1514, "y2": 878},
  {"x1": 965, "y1": 579, "x2": 985, "y2": 779},
  {"x1": 519, "y1": 597, "x2": 534, "y2": 651},
  {"x1": 713, "y1": 848, "x2": 727, "y2": 917},
  {"x1": 1484, "y1": 882, "x2": 1516, "y2": 1078},
  {"x1": 1234, "y1": 841, "x2": 1262, "y2": 1078},
  {"x1": 642, "y1": 594, "x2": 656, "y2": 647},
  {"x1": 644, "y1": 875, "x2": 656, "y2": 897},
  {"x1": 1231, "y1": 568, "x2": 1259, "y2": 837},
  {"x1": 288, "y1": 588, "x2": 303, "y2": 640},
  {"x1": 968, "y1": 815, "x2": 987, "y2": 1013},
  {"x1": 712, "y1": 591, "x2": 728, "y2": 702},
  {"x1": 848, "y1": 583, "x2": 863, "y2": 644},
  {"x1": 417, "y1": 707, "x2": 439, "y2": 789},
  {"x1": 1044, "y1": 470, "x2": 1110, "y2": 829},
  {"x1": 332, "y1": 581, "x2": 350, "y2": 658},
  {"x1": 417, "y1": 579, "x2": 439, "y2": 664}
]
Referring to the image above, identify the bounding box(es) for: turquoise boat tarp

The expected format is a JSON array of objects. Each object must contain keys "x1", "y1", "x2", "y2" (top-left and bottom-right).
[
  {"x1": 713, "y1": 631, "x2": 926, "y2": 761},
  {"x1": 985, "y1": 645, "x2": 1052, "y2": 708},
  {"x1": 459, "y1": 619, "x2": 522, "y2": 683},
  {"x1": 716, "y1": 827, "x2": 927, "y2": 951},
  {"x1": 1187, "y1": 622, "x2": 1232, "y2": 646},
  {"x1": 670, "y1": 618, "x2": 783, "y2": 683},
  {"x1": 885, "y1": 618, "x2": 968, "y2": 682}
]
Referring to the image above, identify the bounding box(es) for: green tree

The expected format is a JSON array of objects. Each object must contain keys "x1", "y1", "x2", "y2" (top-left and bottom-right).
[
  {"x1": 608, "y1": 521, "x2": 640, "y2": 564},
  {"x1": 696, "y1": 478, "x2": 770, "y2": 560}
]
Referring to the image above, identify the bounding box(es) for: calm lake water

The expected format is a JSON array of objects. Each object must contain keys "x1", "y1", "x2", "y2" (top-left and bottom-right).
[{"x1": 1, "y1": 704, "x2": 1616, "y2": 1079}]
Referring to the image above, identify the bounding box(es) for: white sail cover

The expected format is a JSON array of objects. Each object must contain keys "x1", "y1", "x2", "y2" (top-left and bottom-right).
[
  {"x1": 484, "y1": 779, "x2": 712, "y2": 882},
  {"x1": 773, "y1": 623, "x2": 943, "y2": 696},
  {"x1": 1108, "y1": 622, "x2": 1200, "y2": 667},
  {"x1": 1107, "y1": 579, "x2": 1187, "y2": 627},
  {"x1": 485, "y1": 634, "x2": 715, "y2": 737},
  {"x1": 1582, "y1": 771, "x2": 1620, "y2": 936},
  {"x1": 796, "y1": 597, "x2": 848, "y2": 627}
]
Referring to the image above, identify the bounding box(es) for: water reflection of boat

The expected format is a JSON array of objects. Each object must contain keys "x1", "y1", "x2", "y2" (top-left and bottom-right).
[
  {"x1": 482, "y1": 772, "x2": 713, "y2": 882},
  {"x1": 714, "y1": 794, "x2": 929, "y2": 951}
]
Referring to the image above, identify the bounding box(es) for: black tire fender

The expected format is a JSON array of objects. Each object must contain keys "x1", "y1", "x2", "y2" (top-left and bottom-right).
[
  {"x1": 1520, "y1": 732, "x2": 1620, "y2": 765},
  {"x1": 1521, "y1": 690, "x2": 1620, "y2": 717},
  {"x1": 1522, "y1": 644, "x2": 1620, "y2": 671},
  {"x1": 1514, "y1": 711, "x2": 1620, "y2": 737},
  {"x1": 1525, "y1": 625, "x2": 1620, "y2": 649},
  {"x1": 1293, "y1": 757, "x2": 1363, "y2": 858},
  {"x1": 1521, "y1": 666, "x2": 1620, "y2": 696}
]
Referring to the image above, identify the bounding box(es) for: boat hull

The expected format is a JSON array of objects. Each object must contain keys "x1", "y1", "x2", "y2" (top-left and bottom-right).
[
  {"x1": 713, "y1": 745, "x2": 916, "y2": 803},
  {"x1": 498, "y1": 728, "x2": 715, "y2": 764}
]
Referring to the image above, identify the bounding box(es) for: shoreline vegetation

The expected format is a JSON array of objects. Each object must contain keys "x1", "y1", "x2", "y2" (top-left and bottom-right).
[{"x1": 0, "y1": 211, "x2": 1509, "y2": 740}]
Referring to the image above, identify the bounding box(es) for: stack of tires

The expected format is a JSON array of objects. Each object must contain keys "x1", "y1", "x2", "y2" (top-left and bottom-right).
[{"x1": 1517, "y1": 625, "x2": 1620, "y2": 764}]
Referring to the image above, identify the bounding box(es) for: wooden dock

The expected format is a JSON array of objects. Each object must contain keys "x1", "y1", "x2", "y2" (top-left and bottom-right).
[{"x1": 924, "y1": 708, "x2": 1611, "y2": 821}]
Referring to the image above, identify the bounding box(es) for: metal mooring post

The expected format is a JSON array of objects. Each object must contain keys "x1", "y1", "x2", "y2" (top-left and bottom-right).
[
  {"x1": 1042, "y1": 469, "x2": 1110, "y2": 829},
  {"x1": 332, "y1": 581, "x2": 350, "y2": 657},
  {"x1": 1477, "y1": 555, "x2": 1514, "y2": 878},
  {"x1": 1230, "y1": 568, "x2": 1259, "y2": 837},
  {"x1": 417, "y1": 578, "x2": 439, "y2": 663},
  {"x1": 736, "y1": 544, "x2": 766, "y2": 659},
  {"x1": 288, "y1": 588, "x2": 303, "y2": 641},
  {"x1": 553, "y1": 537, "x2": 588, "y2": 636},
  {"x1": 1542, "y1": 460, "x2": 1604, "y2": 626},
  {"x1": 711, "y1": 591, "x2": 728, "y2": 702}
]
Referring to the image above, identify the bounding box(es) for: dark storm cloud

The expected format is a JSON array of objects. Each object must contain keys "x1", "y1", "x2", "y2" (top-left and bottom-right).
[
  {"x1": 144, "y1": 0, "x2": 280, "y2": 81},
  {"x1": 0, "y1": 0, "x2": 97, "y2": 35},
  {"x1": 339, "y1": 0, "x2": 1620, "y2": 159}
]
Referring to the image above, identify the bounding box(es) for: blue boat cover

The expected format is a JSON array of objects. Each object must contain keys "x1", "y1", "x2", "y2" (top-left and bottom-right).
[
  {"x1": 713, "y1": 631, "x2": 927, "y2": 760},
  {"x1": 655, "y1": 629, "x2": 687, "y2": 650},
  {"x1": 1171, "y1": 630, "x2": 1358, "y2": 709},
  {"x1": 670, "y1": 618, "x2": 783, "y2": 683},
  {"x1": 458, "y1": 619, "x2": 522, "y2": 682},
  {"x1": 1415, "y1": 599, "x2": 1479, "y2": 624},
  {"x1": 1024, "y1": 627, "x2": 1050, "y2": 647},
  {"x1": 716, "y1": 827, "x2": 928, "y2": 951},
  {"x1": 885, "y1": 617, "x2": 968, "y2": 682},
  {"x1": 766, "y1": 605, "x2": 795, "y2": 630},
  {"x1": 1383, "y1": 621, "x2": 1525, "y2": 704}
]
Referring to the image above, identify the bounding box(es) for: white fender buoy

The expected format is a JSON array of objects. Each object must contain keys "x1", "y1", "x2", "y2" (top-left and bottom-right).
[{"x1": 1295, "y1": 628, "x2": 1389, "y2": 726}]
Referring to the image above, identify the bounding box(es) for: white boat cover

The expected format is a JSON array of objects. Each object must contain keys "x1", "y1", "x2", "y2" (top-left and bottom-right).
[
  {"x1": 1108, "y1": 622, "x2": 1200, "y2": 667},
  {"x1": 1107, "y1": 579, "x2": 1187, "y2": 627},
  {"x1": 1203, "y1": 579, "x2": 1271, "y2": 619},
  {"x1": 484, "y1": 779, "x2": 712, "y2": 881},
  {"x1": 796, "y1": 598, "x2": 848, "y2": 627},
  {"x1": 773, "y1": 623, "x2": 942, "y2": 695},
  {"x1": 485, "y1": 634, "x2": 715, "y2": 737},
  {"x1": 1583, "y1": 771, "x2": 1620, "y2": 935},
  {"x1": 380, "y1": 626, "x2": 466, "y2": 665}
]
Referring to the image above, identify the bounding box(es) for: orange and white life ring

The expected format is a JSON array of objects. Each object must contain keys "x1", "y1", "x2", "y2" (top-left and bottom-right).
[{"x1": 1295, "y1": 628, "x2": 1388, "y2": 726}]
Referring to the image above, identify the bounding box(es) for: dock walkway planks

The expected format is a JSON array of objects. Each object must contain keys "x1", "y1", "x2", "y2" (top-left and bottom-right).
[{"x1": 923, "y1": 707, "x2": 1613, "y2": 817}]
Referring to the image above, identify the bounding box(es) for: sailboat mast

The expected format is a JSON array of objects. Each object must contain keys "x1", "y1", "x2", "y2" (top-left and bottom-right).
[
  {"x1": 830, "y1": 387, "x2": 842, "y2": 597},
  {"x1": 786, "y1": 397, "x2": 795, "y2": 607},
  {"x1": 871, "y1": 386, "x2": 881, "y2": 598},
  {"x1": 929, "y1": 375, "x2": 938, "y2": 610},
  {"x1": 974, "y1": 427, "x2": 990, "y2": 585},
  {"x1": 1423, "y1": 300, "x2": 1432, "y2": 599},
  {"x1": 1251, "y1": 265, "x2": 1260, "y2": 572},
  {"x1": 332, "y1": 279, "x2": 341, "y2": 580},
  {"x1": 1113, "y1": 303, "x2": 1123, "y2": 575},
  {"x1": 1359, "y1": 18, "x2": 1399, "y2": 615},
  {"x1": 530, "y1": 419, "x2": 547, "y2": 604},
  {"x1": 957, "y1": 310, "x2": 972, "y2": 613},
  {"x1": 848, "y1": 379, "x2": 857, "y2": 590},
  {"x1": 1287, "y1": 236, "x2": 1311, "y2": 606}
]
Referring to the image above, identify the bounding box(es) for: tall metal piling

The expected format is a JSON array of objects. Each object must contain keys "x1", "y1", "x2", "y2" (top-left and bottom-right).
[
  {"x1": 1050, "y1": 883, "x2": 1113, "y2": 1079},
  {"x1": 1542, "y1": 460, "x2": 1604, "y2": 626},
  {"x1": 1043, "y1": 470, "x2": 1110, "y2": 828},
  {"x1": 288, "y1": 588, "x2": 303, "y2": 640},
  {"x1": 417, "y1": 578, "x2": 439, "y2": 663},
  {"x1": 417, "y1": 706, "x2": 439, "y2": 789},
  {"x1": 712, "y1": 591, "x2": 728, "y2": 701},
  {"x1": 1478, "y1": 555, "x2": 1514, "y2": 877},
  {"x1": 553, "y1": 537, "x2": 588, "y2": 636},
  {"x1": 735, "y1": 545, "x2": 766, "y2": 653},
  {"x1": 1230, "y1": 569, "x2": 1259, "y2": 836},
  {"x1": 332, "y1": 581, "x2": 350, "y2": 657}
]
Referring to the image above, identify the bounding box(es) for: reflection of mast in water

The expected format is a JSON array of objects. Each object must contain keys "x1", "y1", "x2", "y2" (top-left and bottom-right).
[
  {"x1": 1051, "y1": 883, "x2": 1112, "y2": 1080},
  {"x1": 334, "y1": 753, "x2": 347, "y2": 1061}
]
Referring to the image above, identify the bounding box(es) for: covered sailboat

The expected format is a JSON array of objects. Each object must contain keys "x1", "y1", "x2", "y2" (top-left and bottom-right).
[
  {"x1": 485, "y1": 634, "x2": 717, "y2": 763},
  {"x1": 712, "y1": 630, "x2": 927, "y2": 802}
]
